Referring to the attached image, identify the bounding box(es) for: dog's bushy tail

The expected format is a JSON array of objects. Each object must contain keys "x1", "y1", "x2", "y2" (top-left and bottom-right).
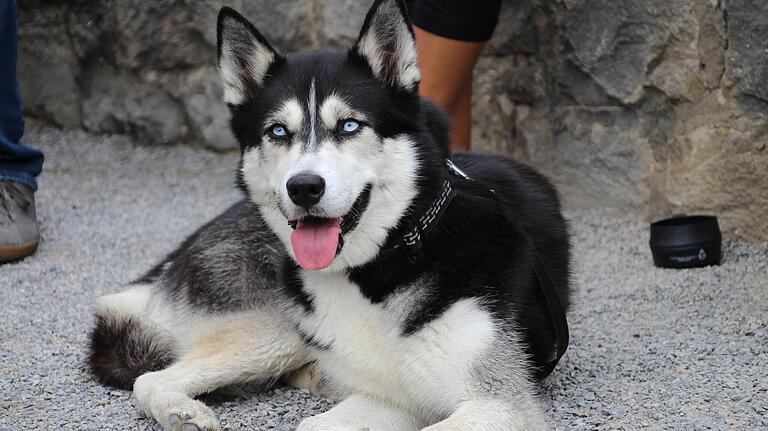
[{"x1": 88, "y1": 313, "x2": 176, "y2": 390}]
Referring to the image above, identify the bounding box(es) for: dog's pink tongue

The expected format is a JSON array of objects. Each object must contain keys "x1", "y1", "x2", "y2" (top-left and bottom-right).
[{"x1": 291, "y1": 218, "x2": 341, "y2": 270}]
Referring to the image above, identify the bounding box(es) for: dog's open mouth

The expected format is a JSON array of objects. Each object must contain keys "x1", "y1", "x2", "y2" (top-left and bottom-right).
[{"x1": 288, "y1": 185, "x2": 371, "y2": 270}]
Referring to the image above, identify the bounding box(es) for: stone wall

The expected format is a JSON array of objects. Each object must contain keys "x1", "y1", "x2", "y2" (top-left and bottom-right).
[{"x1": 17, "y1": 0, "x2": 768, "y2": 241}]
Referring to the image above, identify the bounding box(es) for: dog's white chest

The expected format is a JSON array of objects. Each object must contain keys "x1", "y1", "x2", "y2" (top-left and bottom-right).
[{"x1": 296, "y1": 271, "x2": 497, "y2": 415}]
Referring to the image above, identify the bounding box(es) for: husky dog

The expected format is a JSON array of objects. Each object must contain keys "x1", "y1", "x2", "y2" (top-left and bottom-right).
[{"x1": 88, "y1": 1, "x2": 571, "y2": 430}]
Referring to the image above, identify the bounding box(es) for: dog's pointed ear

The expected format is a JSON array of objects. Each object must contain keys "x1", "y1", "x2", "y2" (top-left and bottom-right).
[
  {"x1": 353, "y1": 0, "x2": 420, "y2": 92},
  {"x1": 217, "y1": 7, "x2": 279, "y2": 105}
]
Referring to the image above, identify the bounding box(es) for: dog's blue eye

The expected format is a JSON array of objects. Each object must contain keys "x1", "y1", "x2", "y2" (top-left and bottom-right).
[
  {"x1": 341, "y1": 120, "x2": 360, "y2": 134},
  {"x1": 270, "y1": 125, "x2": 288, "y2": 137}
]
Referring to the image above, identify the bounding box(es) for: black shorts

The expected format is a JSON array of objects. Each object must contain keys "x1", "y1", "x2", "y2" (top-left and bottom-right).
[{"x1": 404, "y1": 0, "x2": 503, "y2": 42}]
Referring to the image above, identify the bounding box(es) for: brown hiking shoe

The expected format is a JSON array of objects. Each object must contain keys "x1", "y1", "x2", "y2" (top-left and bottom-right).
[{"x1": 0, "y1": 181, "x2": 39, "y2": 263}]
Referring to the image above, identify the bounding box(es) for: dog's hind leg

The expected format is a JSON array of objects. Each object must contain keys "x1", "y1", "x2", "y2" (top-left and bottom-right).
[{"x1": 133, "y1": 309, "x2": 310, "y2": 431}]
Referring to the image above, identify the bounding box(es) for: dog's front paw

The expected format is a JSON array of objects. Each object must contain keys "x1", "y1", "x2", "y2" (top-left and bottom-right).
[{"x1": 153, "y1": 392, "x2": 220, "y2": 431}]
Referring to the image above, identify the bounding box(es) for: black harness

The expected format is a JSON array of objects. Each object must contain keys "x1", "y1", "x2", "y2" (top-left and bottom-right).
[{"x1": 394, "y1": 159, "x2": 570, "y2": 380}]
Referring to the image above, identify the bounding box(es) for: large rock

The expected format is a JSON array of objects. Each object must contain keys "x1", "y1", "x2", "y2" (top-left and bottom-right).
[
  {"x1": 111, "y1": 0, "x2": 314, "y2": 69},
  {"x1": 645, "y1": 2, "x2": 701, "y2": 101},
  {"x1": 562, "y1": 0, "x2": 702, "y2": 103},
  {"x1": 485, "y1": 0, "x2": 538, "y2": 55},
  {"x1": 666, "y1": 116, "x2": 768, "y2": 241},
  {"x1": 516, "y1": 107, "x2": 655, "y2": 208},
  {"x1": 82, "y1": 64, "x2": 187, "y2": 144},
  {"x1": 694, "y1": 1, "x2": 727, "y2": 91},
  {"x1": 177, "y1": 67, "x2": 238, "y2": 151},
  {"x1": 319, "y1": 0, "x2": 369, "y2": 47},
  {"x1": 114, "y1": 0, "x2": 215, "y2": 70},
  {"x1": 471, "y1": 57, "x2": 518, "y2": 156},
  {"x1": 506, "y1": 62, "x2": 546, "y2": 105},
  {"x1": 17, "y1": 5, "x2": 82, "y2": 128},
  {"x1": 556, "y1": 59, "x2": 616, "y2": 106},
  {"x1": 239, "y1": 0, "x2": 317, "y2": 51},
  {"x1": 139, "y1": 66, "x2": 237, "y2": 151},
  {"x1": 725, "y1": 0, "x2": 768, "y2": 104},
  {"x1": 563, "y1": 0, "x2": 662, "y2": 103},
  {"x1": 66, "y1": 0, "x2": 118, "y2": 62}
]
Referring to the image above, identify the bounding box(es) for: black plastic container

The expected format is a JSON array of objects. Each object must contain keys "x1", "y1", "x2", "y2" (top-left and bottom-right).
[{"x1": 650, "y1": 215, "x2": 722, "y2": 268}]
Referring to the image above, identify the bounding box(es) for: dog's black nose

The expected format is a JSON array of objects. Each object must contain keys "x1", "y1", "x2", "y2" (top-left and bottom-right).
[{"x1": 287, "y1": 173, "x2": 325, "y2": 209}]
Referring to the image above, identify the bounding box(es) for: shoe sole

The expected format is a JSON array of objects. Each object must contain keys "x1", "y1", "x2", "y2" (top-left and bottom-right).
[{"x1": 0, "y1": 240, "x2": 39, "y2": 263}]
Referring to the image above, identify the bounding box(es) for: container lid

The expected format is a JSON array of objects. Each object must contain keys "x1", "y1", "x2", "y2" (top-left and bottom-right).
[{"x1": 650, "y1": 215, "x2": 721, "y2": 248}]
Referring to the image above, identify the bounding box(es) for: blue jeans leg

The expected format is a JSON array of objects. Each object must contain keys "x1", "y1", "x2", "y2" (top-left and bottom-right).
[{"x1": 0, "y1": 0, "x2": 43, "y2": 191}]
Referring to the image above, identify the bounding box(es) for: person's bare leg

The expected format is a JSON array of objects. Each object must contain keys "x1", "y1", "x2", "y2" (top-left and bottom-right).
[
  {"x1": 450, "y1": 82, "x2": 473, "y2": 152},
  {"x1": 413, "y1": 26, "x2": 485, "y2": 151}
]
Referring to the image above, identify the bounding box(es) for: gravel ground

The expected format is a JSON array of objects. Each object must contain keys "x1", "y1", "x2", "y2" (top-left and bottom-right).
[{"x1": 1, "y1": 128, "x2": 766, "y2": 430}]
